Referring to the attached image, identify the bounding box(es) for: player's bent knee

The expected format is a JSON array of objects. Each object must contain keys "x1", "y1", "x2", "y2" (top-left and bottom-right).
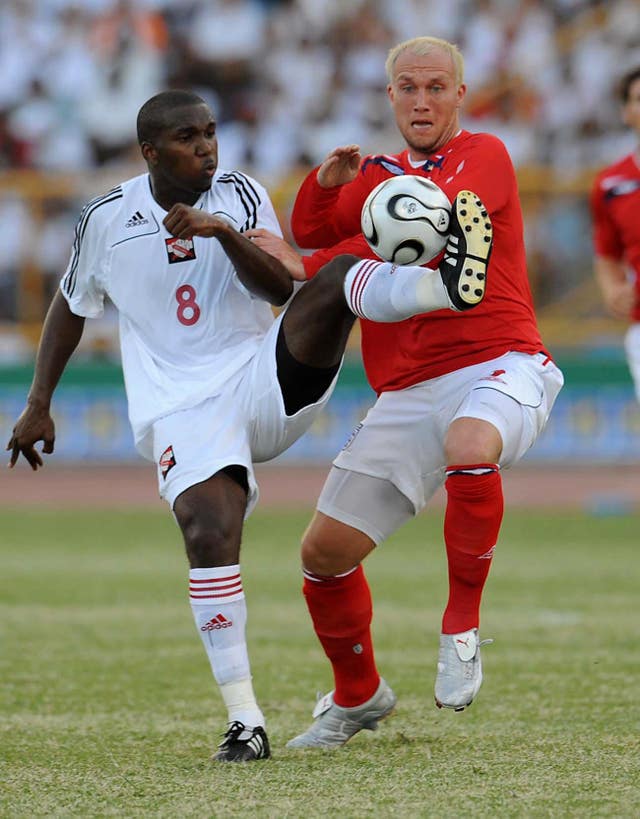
[
  {"x1": 181, "y1": 520, "x2": 240, "y2": 567},
  {"x1": 301, "y1": 512, "x2": 374, "y2": 576},
  {"x1": 445, "y1": 417, "x2": 503, "y2": 465},
  {"x1": 174, "y1": 502, "x2": 243, "y2": 567},
  {"x1": 300, "y1": 532, "x2": 346, "y2": 577}
]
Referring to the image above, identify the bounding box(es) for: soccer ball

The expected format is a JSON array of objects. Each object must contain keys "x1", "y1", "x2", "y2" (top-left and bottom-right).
[{"x1": 361, "y1": 175, "x2": 451, "y2": 265}]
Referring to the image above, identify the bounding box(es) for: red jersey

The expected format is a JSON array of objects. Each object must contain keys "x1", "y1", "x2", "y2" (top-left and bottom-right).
[
  {"x1": 291, "y1": 130, "x2": 544, "y2": 394},
  {"x1": 590, "y1": 153, "x2": 640, "y2": 322}
]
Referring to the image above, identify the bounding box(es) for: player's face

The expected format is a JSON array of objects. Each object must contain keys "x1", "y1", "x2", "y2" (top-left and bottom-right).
[
  {"x1": 623, "y1": 77, "x2": 640, "y2": 136},
  {"x1": 146, "y1": 103, "x2": 218, "y2": 201},
  {"x1": 387, "y1": 48, "x2": 466, "y2": 159}
]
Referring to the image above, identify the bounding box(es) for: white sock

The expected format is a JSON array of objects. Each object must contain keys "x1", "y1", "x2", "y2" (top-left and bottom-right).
[
  {"x1": 219, "y1": 678, "x2": 264, "y2": 728},
  {"x1": 343, "y1": 259, "x2": 450, "y2": 322},
  {"x1": 189, "y1": 565, "x2": 265, "y2": 728}
]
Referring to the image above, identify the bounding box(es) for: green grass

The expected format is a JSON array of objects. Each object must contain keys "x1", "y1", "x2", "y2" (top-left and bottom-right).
[{"x1": 1, "y1": 508, "x2": 638, "y2": 818}]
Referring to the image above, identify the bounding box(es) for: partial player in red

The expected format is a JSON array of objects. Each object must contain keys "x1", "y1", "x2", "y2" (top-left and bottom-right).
[
  {"x1": 249, "y1": 36, "x2": 564, "y2": 749},
  {"x1": 591, "y1": 65, "x2": 640, "y2": 403}
]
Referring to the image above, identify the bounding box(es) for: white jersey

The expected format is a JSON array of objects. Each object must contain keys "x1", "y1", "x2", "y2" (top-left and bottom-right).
[{"x1": 60, "y1": 170, "x2": 283, "y2": 458}]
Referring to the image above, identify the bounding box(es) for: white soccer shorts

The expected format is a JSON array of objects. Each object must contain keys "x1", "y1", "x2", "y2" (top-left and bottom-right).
[
  {"x1": 150, "y1": 313, "x2": 339, "y2": 513},
  {"x1": 327, "y1": 350, "x2": 564, "y2": 520}
]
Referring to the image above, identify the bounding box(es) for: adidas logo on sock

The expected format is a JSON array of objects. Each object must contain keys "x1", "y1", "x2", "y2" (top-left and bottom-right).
[
  {"x1": 125, "y1": 210, "x2": 149, "y2": 228},
  {"x1": 200, "y1": 613, "x2": 233, "y2": 631}
]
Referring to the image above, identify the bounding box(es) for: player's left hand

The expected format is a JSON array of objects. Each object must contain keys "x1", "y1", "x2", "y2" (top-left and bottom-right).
[
  {"x1": 245, "y1": 229, "x2": 306, "y2": 281},
  {"x1": 163, "y1": 204, "x2": 227, "y2": 240}
]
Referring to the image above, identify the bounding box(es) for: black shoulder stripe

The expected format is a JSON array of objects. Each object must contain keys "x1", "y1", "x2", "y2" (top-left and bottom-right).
[
  {"x1": 226, "y1": 172, "x2": 260, "y2": 211},
  {"x1": 78, "y1": 186, "x2": 123, "y2": 245},
  {"x1": 77, "y1": 186, "x2": 123, "y2": 225},
  {"x1": 64, "y1": 189, "x2": 123, "y2": 297},
  {"x1": 218, "y1": 176, "x2": 251, "y2": 228},
  {"x1": 218, "y1": 173, "x2": 257, "y2": 231},
  {"x1": 62, "y1": 189, "x2": 123, "y2": 297},
  {"x1": 218, "y1": 172, "x2": 260, "y2": 231}
]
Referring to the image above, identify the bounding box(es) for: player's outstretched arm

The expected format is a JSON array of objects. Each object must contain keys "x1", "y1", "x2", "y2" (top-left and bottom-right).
[
  {"x1": 7, "y1": 290, "x2": 85, "y2": 470},
  {"x1": 163, "y1": 204, "x2": 294, "y2": 305}
]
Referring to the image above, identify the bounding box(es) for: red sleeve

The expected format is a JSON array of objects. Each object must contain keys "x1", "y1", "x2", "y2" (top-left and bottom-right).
[
  {"x1": 291, "y1": 169, "x2": 345, "y2": 248},
  {"x1": 291, "y1": 163, "x2": 377, "y2": 249},
  {"x1": 590, "y1": 174, "x2": 624, "y2": 260}
]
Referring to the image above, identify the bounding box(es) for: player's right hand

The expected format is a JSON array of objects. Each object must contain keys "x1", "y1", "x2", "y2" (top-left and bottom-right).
[
  {"x1": 163, "y1": 203, "x2": 228, "y2": 240},
  {"x1": 317, "y1": 145, "x2": 361, "y2": 188},
  {"x1": 6, "y1": 405, "x2": 55, "y2": 471}
]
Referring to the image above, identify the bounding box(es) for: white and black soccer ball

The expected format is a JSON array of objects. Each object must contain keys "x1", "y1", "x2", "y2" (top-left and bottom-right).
[{"x1": 361, "y1": 175, "x2": 451, "y2": 265}]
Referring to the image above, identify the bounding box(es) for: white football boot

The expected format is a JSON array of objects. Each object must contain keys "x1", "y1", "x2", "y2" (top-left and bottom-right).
[
  {"x1": 434, "y1": 628, "x2": 493, "y2": 711},
  {"x1": 287, "y1": 678, "x2": 397, "y2": 749}
]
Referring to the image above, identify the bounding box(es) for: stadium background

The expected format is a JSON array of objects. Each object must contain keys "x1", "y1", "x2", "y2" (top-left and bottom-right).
[
  {"x1": 1, "y1": 0, "x2": 640, "y2": 501},
  {"x1": 3, "y1": 8, "x2": 639, "y2": 815}
]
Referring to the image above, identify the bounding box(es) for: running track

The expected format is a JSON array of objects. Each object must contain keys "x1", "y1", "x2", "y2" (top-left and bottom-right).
[{"x1": 1, "y1": 462, "x2": 639, "y2": 513}]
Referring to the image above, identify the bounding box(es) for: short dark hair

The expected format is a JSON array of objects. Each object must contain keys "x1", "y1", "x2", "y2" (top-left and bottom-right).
[
  {"x1": 620, "y1": 67, "x2": 640, "y2": 103},
  {"x1": 136, "y1": 90, "x2": 207, "y2": 144}
]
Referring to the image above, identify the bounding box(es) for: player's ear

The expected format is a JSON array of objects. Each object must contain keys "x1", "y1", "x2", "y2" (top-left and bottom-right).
[{"x1": 141, "y1": 141, "x2": 158, "y2": 165}]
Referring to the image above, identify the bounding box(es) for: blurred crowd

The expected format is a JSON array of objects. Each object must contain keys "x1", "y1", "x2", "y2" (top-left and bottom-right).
[
  {"x1": 3, "y1": 0, "x2": 640, "y2": 175},
  {"x1": 1, "y1": 0, "x2": 640, "y2": 351}
]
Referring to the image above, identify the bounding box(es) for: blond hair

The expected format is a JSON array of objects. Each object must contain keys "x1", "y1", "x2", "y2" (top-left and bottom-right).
[{"x1": 385, "y1": 37, "x2": 464, "y2": 85}]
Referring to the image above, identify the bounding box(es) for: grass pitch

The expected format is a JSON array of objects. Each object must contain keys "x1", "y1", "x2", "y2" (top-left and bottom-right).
[{"x1": 1, "y1": 507, "x2": 638, "y2": 818}]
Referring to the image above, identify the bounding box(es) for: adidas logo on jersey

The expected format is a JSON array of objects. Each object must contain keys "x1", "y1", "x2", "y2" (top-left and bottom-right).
[
  {"x1": 125, "y1": 211, "x2": 149, "y2": 228},
  {"x1": 201, "y1": 613, "x2": 233, "y2": 631}
]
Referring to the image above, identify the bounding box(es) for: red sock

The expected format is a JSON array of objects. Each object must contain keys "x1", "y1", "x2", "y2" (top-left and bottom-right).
[
  {"x1": 303, "y1": 564, "x2": 380, "y2": 707},
  {"x1": 442, "y1": 464, "x2": 504, "y2": 634}
]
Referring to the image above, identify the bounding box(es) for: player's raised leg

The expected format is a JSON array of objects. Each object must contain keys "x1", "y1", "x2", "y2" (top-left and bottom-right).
[{"x1": 342, "y1": 190, "x2": 493, "y2": 322}]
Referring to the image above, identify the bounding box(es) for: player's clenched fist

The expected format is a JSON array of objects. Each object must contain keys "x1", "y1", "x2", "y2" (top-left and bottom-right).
[{"x1": 163, "y1": 204, "x2": 230, "y2": 240}]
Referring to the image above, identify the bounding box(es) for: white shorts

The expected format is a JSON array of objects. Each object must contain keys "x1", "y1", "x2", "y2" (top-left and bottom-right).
[
  {"x1": 329, "y1": 351, "x2": 564, "y2": 516},
  {"x1": 149, "y1": 313, "x2": 339, "y2": 513},
  {"x1": 624, "y1": 323, "x2": 640, "y2": 402}
]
